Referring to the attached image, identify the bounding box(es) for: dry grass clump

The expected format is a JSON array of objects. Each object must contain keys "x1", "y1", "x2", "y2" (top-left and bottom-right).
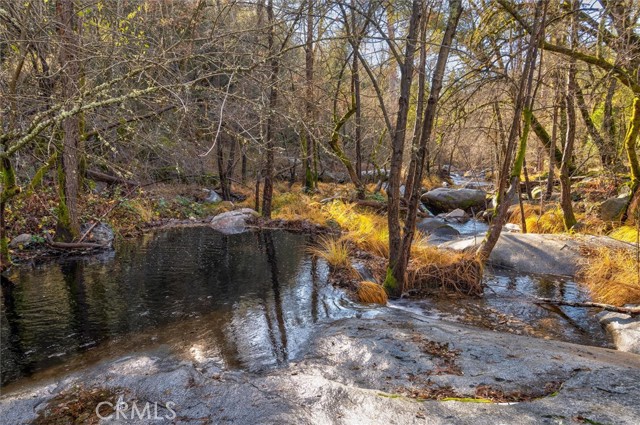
[
  {"x1": 507, "y1": 203, "x2": 568, "y2": 234},
  {"x1": 609, "y1": 225, "x2": 639, "y2": 244},
  {"x1": 308, "y1": 236, "x2": 352, "y2": 270},
  {"x1": 356, "y1": 281, "x2": 388, "y2": 304},
  {"x1": 407, "y1": 243, "x2": 484, "y2": 296},
  {"x1": 580, "y1": 247, "x2": 640, "y2": 306}
]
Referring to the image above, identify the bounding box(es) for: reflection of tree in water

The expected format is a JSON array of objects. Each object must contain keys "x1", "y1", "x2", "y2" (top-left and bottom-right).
[
  {"x1": 60, "y1": 261, "x2": 94, "y2": 351},
  {"x1": 1, "y1": 275, "x2": 32, "y2": 385},
  {"x1": 261, "y1": 231, "x2": 288, "y2": 365}
]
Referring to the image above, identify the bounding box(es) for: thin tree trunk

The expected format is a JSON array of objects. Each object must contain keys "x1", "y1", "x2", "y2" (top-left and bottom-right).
[
  {"x1": 385, "y1": 0, "x2": 424, "y2": 296},
  {"x1": 400, "y1": 0, "x2": 462, "y2": 281},
  {"x1": 574, "y1": 79, "x2": 612, "y2": 167},
  {"x1": 56, "y1": 0, "x2": 81, "y2": 242},
  {"x1": 351, "y1": 0, "x2": 363, "y2": 187},
  {"x1": 560, "y1": 2, "x2": 578, "y2": 231},
  {"x1": 546, "y1": 98, "x2": 558, "y2": 199},
  {"x1": 262, "y1": 0, "x2": 277, "y2": 218},
  {"x1": 404, "y1": 8, "x2": 429, "y2": 201},
  {"x1": 303, "y1": 0, "x2": 316, "y2": 192}
]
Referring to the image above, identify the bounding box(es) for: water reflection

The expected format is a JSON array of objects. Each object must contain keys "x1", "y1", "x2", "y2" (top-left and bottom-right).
[{"x1": 1, "y1": 228, "x2": 354, "y2": 387}]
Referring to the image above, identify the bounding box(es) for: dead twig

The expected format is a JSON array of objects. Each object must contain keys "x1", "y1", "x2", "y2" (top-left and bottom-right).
[{"x1": 534, "y1": 298, "x2": 640, "y2": 316}]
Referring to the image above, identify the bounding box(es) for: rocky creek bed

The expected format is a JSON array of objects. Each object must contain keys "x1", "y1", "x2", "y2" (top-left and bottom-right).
[{"x1": 1, "y1": 225, "x2": 640, "y2": 424}]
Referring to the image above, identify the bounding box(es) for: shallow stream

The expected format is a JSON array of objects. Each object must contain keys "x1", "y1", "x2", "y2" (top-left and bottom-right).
[{"x1": 1, "y1": 226, "x2": 610, "y2": 392}]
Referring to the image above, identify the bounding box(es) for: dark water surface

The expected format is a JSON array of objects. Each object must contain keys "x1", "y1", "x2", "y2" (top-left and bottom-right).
[{"x1": 1, "y1": 228, "x2": 356, "y2": 388}]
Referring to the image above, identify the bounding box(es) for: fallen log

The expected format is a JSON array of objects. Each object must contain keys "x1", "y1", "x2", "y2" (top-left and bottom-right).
[
  {"x1": 86, "y1": 169, "x2": 138, "y2": 186},
  {"x1": 535, "y1": 297, "x2": 640, "y2": 316}
]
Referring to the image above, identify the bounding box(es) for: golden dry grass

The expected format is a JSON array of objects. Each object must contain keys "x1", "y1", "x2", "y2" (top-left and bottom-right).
[
  {"x1": 356, "y1": 281, "x2": 388, "y2": 304},
  {"x1": 609, "y1": 225, "x2": 639, "y2": 244},
  {"x1": 580, "y1": 247, "x2": 640, "y2": 306},
  {"x1": 308, "y1": 236, "x2": 352, "y2": 270},
  {"x1": 322, "y1": 201, "x2": 390, "y2": 257}
]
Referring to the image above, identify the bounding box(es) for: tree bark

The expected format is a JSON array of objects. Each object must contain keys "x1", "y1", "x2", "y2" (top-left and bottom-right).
[{"x1": 303, "y1": 0, "x2": 317, "y2": 192}]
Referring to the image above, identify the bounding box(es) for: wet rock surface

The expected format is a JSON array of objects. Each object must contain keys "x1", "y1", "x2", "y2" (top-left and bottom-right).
[
  {"x1": 2, "y1": 308, "x2": 639, "y2": 424},
  {"x1": 598, "y1": 310, "x2": 640, "y2": 354}
]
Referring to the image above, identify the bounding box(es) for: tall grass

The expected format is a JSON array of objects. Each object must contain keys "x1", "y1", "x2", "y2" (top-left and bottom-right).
[{"x1": 581, "y1": 247, "x2": 640, "y2": 306}]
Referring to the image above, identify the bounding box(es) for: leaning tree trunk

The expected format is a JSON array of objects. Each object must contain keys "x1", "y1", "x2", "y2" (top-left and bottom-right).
[
  {"x1": 476, "y1": 0, "x2": 546, "y2": 263},
  {"x1": 56, "y1": 0, "x2": 81, "y2": 242}
]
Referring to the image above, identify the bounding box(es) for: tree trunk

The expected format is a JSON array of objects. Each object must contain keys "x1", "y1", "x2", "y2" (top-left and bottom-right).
[
  {"x1": 476, "y1": 0, "x2": 546, "y2": 263},
  {"x1": 545, "y1": 99, "x2": 558, "y2": 199},
  {"x1": 262, "y1": 0, "x2": 277, "y2": 218},
  {"x1": 574, "y1": 79, "x2": 613, "y2": 167},
  {"x1": 351, "y1": 0, "x2": 363, "y2": 188},
  {"x1": 560, "y1": 3, "x2": 578, "y2": 231},
  {"x1": 303, "y1": 0, "x2": 317, "y2": 192},
  {"x1": 624, "y1": 97, "x2": 640, "y2": 194},
  {"x1": 384, "y1": 0, "x2": 424, "y2": 297},
  {"x1": 404, "y1": 9, "x2": 429, "y2": 201},
  {"x1": 56, "y1": 0, "x2": 82, "y2": 242}
]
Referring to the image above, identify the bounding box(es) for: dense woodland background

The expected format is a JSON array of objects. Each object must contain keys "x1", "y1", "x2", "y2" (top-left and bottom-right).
[{"x1": 1, "y1": 0, "x2": 639, "y2": 291}]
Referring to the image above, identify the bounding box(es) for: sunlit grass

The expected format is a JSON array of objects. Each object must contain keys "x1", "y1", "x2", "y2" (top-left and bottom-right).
[
  {"x1": 308, "y1": 236, "x2": 352, "y2": 270},
  {"x1": 609, "y1": 225, "x2": 639, "y2": 244},
  {"x1": 323, "y1": 201, "x2": 390, "y2": 257},
  {"x1": 581, "y1": 247, "x2": 640, "y2": 306}
]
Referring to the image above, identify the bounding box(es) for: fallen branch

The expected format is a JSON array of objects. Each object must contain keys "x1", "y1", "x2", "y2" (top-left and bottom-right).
[
  {"x1": 45, "y1": 234, "x2": 105, "y2": 250},
  {"x1": 535, "y1": 298, "x2": 640, "y2": 316}
]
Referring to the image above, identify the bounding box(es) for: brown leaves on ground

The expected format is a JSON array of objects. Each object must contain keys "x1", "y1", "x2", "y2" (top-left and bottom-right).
[
  {"x1": 33, "y1": 386, "x2": 120, "y2": 425},
  {"x1": 411, "y1": 334, "x2": 462, "y2": 376}
]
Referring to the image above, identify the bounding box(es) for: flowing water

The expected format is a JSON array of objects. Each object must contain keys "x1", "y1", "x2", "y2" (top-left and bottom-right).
[{"x1": 1, "y1": 226, "x2": 611, "y2": 392}]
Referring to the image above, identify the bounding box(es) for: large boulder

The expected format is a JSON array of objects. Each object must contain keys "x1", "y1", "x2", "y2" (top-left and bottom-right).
[
  {"x1": 598, "y1": 311, "x2": 640, "y2": 354},
  {"x1": 421, "y1": 187, "x2": 487, "y2": 214},
  {"x1": 210, "y1": 208, "x2": 258, "y2": 234},
  {"x1": 440, "y1": 233, "x2": 633, "y2": 277},
  {"x1": 80, "y1": 223, "x2": 114, "y2": 247},
  {"x1": 598, "y1": 195, "x2": 630, "y2": 221}
]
